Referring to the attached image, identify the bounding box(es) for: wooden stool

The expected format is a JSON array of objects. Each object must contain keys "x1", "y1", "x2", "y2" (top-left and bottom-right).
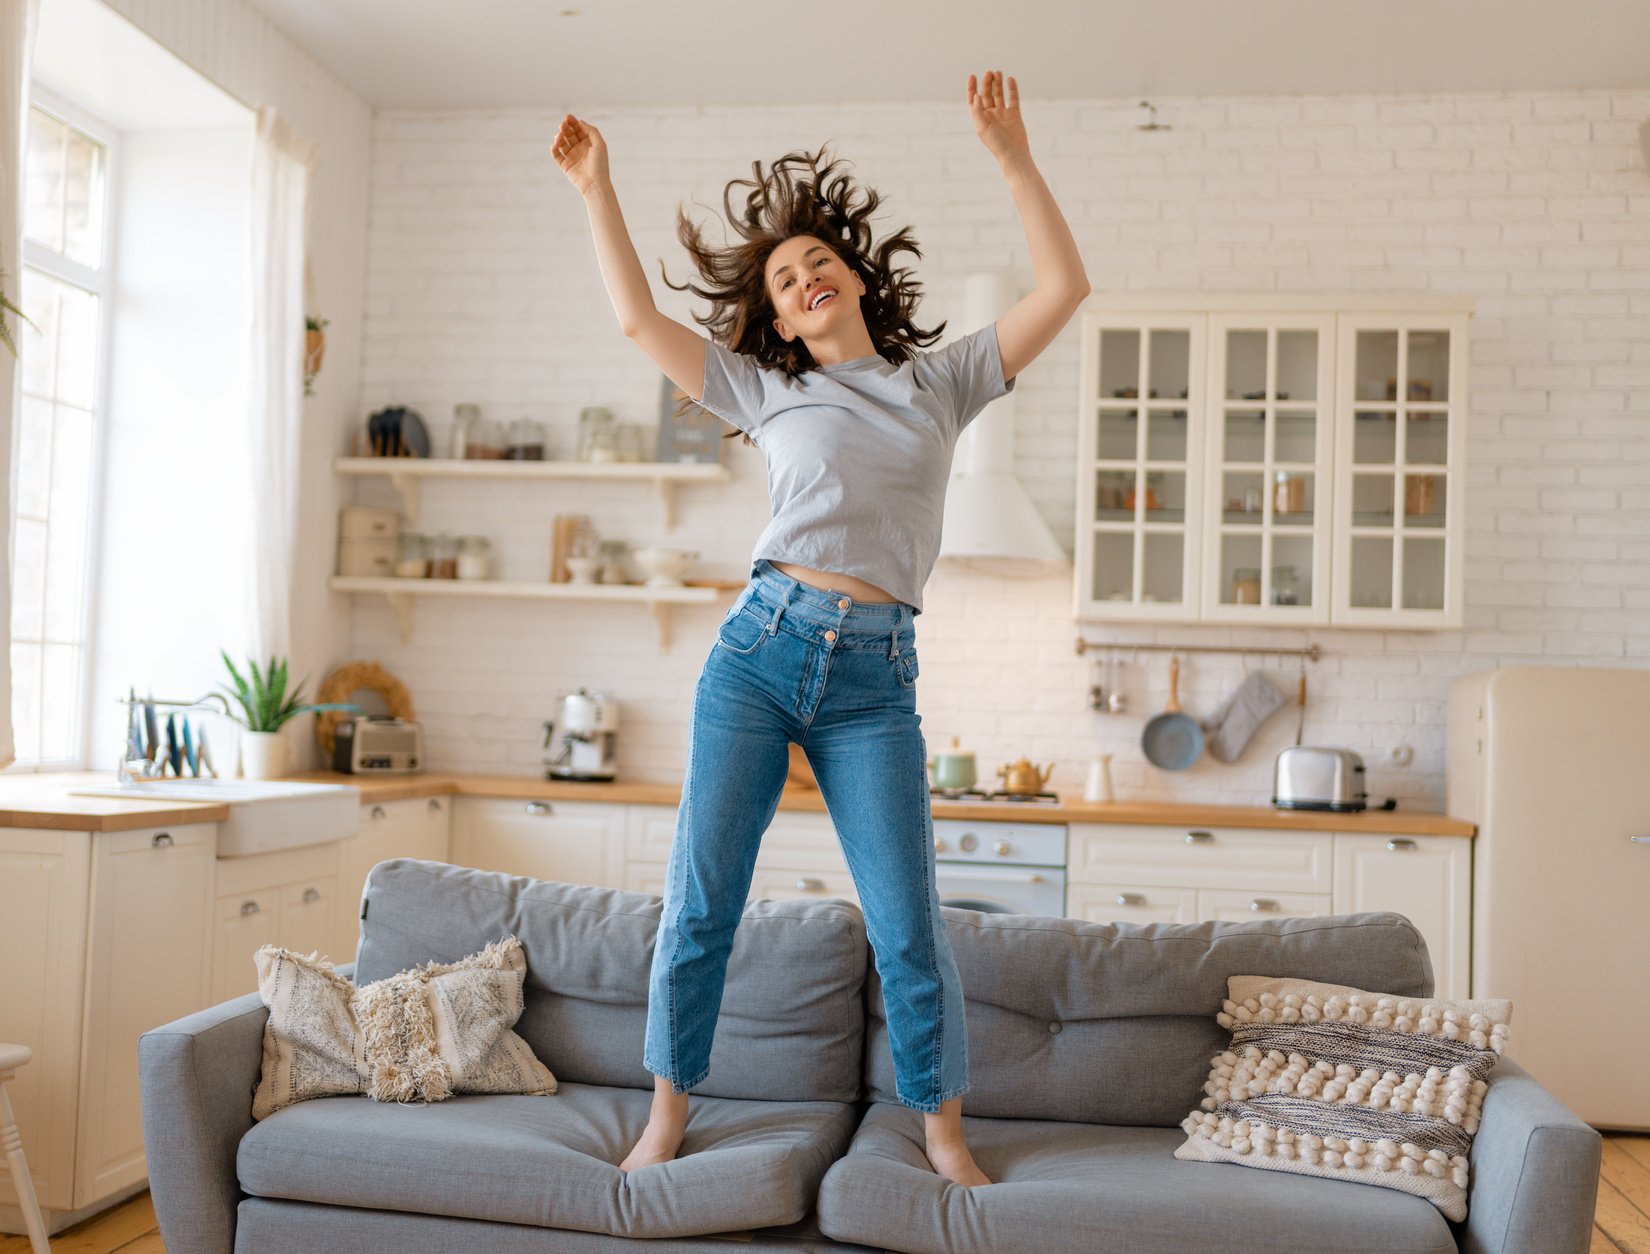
[{"x1": 0, "y1": 1043, "x2": 50, "y2": 1253}]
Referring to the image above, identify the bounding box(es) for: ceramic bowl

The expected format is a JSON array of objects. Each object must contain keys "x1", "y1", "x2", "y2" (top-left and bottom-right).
[{"x1": 634, "y1": 547, "x2": 698, "y2": 586}]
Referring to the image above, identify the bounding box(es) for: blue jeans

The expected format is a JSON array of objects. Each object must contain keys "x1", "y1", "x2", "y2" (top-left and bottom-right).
[{"x1": 642, "y1": 558, "x2": 969, "y2": 1113}]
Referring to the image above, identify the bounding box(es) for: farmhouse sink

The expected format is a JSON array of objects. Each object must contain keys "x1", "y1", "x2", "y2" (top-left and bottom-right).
[{"x1": 69, "y1": 779, "x2": 361, "y2": 856}]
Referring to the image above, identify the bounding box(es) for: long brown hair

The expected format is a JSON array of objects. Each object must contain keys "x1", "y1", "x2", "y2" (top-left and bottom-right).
[{"x1": 659, "y1": 145, "x2": 944, "y2": 441}]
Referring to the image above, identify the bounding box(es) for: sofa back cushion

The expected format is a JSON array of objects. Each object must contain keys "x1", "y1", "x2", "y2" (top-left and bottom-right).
[
  {"x1": 355, "y1": 860, "x2": 868, "y2": 1103},
  {"x1": 863, "y1": 910, "x2": 1432, "y2": 1125}
]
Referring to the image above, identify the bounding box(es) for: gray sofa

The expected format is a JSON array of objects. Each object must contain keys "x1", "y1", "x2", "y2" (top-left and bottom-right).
[{"x1": 139, "y1": 859, "x2": 1601, "y2": 1254}]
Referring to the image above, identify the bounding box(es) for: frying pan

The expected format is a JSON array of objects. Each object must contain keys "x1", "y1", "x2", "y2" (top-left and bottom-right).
[{"x1": 1141, "y1": 656, "x2": 1203, "y2": 770}]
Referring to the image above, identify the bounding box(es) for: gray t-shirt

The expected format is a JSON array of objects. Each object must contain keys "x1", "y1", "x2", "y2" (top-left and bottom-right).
[{"x1": 697, "y1": 322, "x2": 1014, "y2": 613}]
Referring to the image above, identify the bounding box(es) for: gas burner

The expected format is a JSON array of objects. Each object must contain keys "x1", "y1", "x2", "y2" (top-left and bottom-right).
[{"x1": 930, "y1": 787, "x2": 1062, "y2": 805}]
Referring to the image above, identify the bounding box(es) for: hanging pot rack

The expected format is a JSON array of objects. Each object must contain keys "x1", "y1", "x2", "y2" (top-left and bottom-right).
[{"x1": 1073, "y1": 638, "x2": 1322, "y2": 663}]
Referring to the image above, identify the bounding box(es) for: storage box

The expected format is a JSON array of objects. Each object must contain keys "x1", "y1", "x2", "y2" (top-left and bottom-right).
[
  {"x1": 339, "y1": 506, "x2": 399, "y2": 540},
  {"x1": 338, "y1": 537, "x2": 397, "y2": 577}
]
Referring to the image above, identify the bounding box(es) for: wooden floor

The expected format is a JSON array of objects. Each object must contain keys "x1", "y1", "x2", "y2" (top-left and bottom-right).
[{"x1": 4, "y1": 1132, "x2": 1648, "y2": 1252}]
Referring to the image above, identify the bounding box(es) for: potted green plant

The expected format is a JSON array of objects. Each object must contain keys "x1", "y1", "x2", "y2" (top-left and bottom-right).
[
  {"x1": 304, "y1": 315, "x2": 329, "y2": 397},
  {"x1": 0, "y1": 268, "x2": 37, "y2": 357},
  {"x1": 219, "y1": 651, "x2": 357, "y2": 779}
]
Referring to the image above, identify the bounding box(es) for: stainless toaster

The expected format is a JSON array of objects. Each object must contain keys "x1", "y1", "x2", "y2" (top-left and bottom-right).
[
  {"x1": 332, "y1": 716, "x2": 423, "y2": 774},
  {"x1": 1273, "y1": 746, "x2": 1367, "y2": 812}
]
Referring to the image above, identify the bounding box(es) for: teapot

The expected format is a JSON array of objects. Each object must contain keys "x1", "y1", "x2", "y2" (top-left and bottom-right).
[
  {"x1": 996, "y1": 758, "x2": 1055, "y2": 796},
  {"x1": 927, "y1": 736, "x2": 977, "y2": 792}
]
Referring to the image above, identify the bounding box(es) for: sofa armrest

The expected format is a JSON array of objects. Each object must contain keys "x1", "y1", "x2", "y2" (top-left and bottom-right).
[
  {"x1": 1459, "y1": 1056, "x2": 1602, "y2": 1254},
  {"x1": 137, "y1": 967, "x2": 351, "y2": 1254}
]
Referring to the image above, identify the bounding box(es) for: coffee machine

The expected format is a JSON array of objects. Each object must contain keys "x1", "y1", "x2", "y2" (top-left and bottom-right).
[{"x1": 543, "y1": 688, "x2": 619, "y2": 781}]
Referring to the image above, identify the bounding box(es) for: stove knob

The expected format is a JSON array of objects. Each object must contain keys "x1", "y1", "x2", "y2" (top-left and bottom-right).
[
  {"x1": 934, "y1": 838, "x2": 947, "y2": 854},
  {"x1": 994, "y1": 840, "x2": 1011, "y2": 857},
  {"x1": 959, "y1": 833, "x2": 978, "y2": 852}
]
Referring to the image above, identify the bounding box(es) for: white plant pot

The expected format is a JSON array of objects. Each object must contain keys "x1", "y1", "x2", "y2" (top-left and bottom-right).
[{"x1": 239, "y1": 729, "x2": 288, "y2": 780}]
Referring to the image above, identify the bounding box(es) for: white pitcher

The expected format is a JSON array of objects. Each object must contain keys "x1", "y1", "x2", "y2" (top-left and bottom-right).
[{"x1": 1083, "y1": 752, "x2": 1114, "y2": 803}]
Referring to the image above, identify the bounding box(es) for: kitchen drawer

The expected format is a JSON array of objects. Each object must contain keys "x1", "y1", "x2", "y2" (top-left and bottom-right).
[
  {"x1": 750, "y1": 866, "x2": 859, "y2": 906},
  {"x1": 1069, "y1": 823, "x2": 1332, "y2": 894},
  {"x1": 624, "y1": 805, "x2": 847, "y2": 875},
  {"x1": 1065, "y1": 881, "x2": 1198, "y2": 925},
  {"x1": 624, "y1": 860, "x2": 669, "y2": 897},
  {"x1": 1196, "y1": 888, "x2": 1334, "y2": 923}
]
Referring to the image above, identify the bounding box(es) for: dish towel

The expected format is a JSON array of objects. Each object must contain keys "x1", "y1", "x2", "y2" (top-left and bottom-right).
[{"x1": 1201, "y1": 671, "x2": 1289, "y2": 763}]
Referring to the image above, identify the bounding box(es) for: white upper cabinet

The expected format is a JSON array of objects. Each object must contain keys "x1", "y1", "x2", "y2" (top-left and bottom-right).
[{"x1": 1075, "y1": 298, "x2": 1469, "y2": 629}]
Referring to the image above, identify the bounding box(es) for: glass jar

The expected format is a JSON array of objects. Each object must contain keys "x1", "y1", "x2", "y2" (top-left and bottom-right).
[
  {"x1": 428, "y1": 532, "x2": 458, "y2": 579},
  {"x1": 504, "y1": 417, "x2": 546, "y2": 461},
  {"x1": 598, "y1": 539, "x2": 632, "y2": 584},
  {"x1": 1274, "y1": 471, "x2": 1306, "y2": 516},
  {"x1": 465, "y1": 416, "x2": 503, "y2": 459},
  {"x1": 456, "y1": 535, "x2": 491, "y2": 580},
  {"x1": 614, "y1": 422, "x2": 647, "y2": 463},
  {"x1": 1233, "y1": 567, "x2": 1261, "y2": 605},
  {"x1": 1271, "y1": 565, "x2": 1300, "y2": 606},
  {"x1": 449, "y1": 403, "x2": 480, "y2": 459},
  {"x1": 393, "y1": 532, "x2": 428, "y2": 578},
  {"x1": 578, "y1": 406, "x2": 616, "y2": 462}
]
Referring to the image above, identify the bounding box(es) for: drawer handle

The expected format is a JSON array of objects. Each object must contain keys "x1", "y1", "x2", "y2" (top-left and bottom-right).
[
  {"x1": 1115, "y1": 892, "x2": 1144, "y2": 906},
  {"x1": 795, "y1": 877, "x2": 823, "y2": 892},
  {"x1": 303, "y1": 887, "x2": 321, "y2": 903},
  {"x1": 525, "y1": 801, "x2": 552, "y2": 817},
  {"x1": 1249, "y1": 898, "x2": 1280, "y2": 912},
  {"x1": 370, "y1": 805, "x2": 387, "y2": 820},
  {"x1": 1631, "y1": 835, "x2": 1650, "y2": 844},
  {"x1": 1386, "y1": 839, "x2": 1417, "y2": 852},
  {"x1": 1185, "y1": 831, "x2": 1214, "y2": 844},
  {"x1": 240, "y1": 900, "x2": 261, "y2": 917},
  {"x1": 152, "y1": 832, "x2": 174, "y2": 848},
  {"x1": 427, "y1": 799, "x2": 443, "y2": 814}
]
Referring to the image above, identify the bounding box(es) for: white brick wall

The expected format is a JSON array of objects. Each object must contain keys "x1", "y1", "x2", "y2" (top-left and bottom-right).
[{"x1": 353, "y1": 89, "x2": 1650, "y2": 810}]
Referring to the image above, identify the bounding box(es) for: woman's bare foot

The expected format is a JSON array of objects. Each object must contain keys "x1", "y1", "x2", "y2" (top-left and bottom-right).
[
  {"x1": 621, "y1": 1075, "x2": 689, "y2": 1172},
  {"x1": 923, "y1": 1096, "x2": 992, "y2": 1187}
]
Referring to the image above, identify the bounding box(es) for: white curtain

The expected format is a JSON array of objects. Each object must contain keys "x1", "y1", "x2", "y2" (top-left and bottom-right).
[
  {"x1": 246, "y1": 105, "x2": 316, "y2": 666},
  {"x1": 0, "y1": 0, "x2": 41, "y2": 769}
]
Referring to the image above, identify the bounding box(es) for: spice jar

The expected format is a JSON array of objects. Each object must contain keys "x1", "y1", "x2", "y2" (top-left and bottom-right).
[
  {"x1": 1274, "y1": 471, "x2": 1306, "y2": 516},
  {"x1": 428, "y1": 532, "x2": 458, "y2": 579},
  {"x1": 578, "y1": 407, "x2": 616, "y2": 462},
  {"x1": 504, "y1": 417, "x2": 546, "y2": 461},
  {"x1": 614, "y1": 422, "x2": 647, "y2": 463},
  {"x1": 1404, "y1": 474, "x2": 1438, "y2": 517},
  {"x1": 449, "y1": 403, "x2": 480, "y2": 459},
  {"x1": 1233, "y1": 567, "x2": 1261, "y2": 605},
  {"x1": 393, "y1": 532, "x2": 429, "y2": 578},
  {"x1": 465, "y1": 416, "x2": 503, "y2": 459},
  {"x1": 456, "y1": 535, "x2": 491, "y2": 580},
  {"x1": 1271, "y1": 565, "x2": 1300, "y2": 606}
]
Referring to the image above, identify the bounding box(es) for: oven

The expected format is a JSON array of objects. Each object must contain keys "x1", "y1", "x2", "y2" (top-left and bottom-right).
[{"x1": 932, "y1": 818, "x2": 1067, "y2": 916}]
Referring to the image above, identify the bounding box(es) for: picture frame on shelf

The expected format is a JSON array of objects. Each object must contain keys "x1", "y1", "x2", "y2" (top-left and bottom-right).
[{"x1": 656, "y1": 375, "x2": 724, "y2": 464}]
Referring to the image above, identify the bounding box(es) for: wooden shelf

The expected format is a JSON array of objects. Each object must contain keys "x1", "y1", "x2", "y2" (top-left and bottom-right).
[
  {"x1": 332, "y1": 456, "x2": 731, "y2": 530},
  {"x1": 328, "y1": 575, "x2": 741, "y2": 648}
]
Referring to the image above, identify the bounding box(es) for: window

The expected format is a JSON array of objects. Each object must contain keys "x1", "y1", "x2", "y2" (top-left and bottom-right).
[{"x1": 11, "y1": 96, "x2": 111, "y2": 769}]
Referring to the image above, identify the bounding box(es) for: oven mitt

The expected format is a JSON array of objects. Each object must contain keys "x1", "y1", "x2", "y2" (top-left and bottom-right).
[{"x1": 1200, "y1": 671, "x2": 1289, "y2": 763}]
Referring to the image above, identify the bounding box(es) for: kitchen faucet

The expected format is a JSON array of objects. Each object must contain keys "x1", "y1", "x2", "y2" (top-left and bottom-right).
[{"x1": 116, "y1": 689, "x2": 231, "y2": 784}]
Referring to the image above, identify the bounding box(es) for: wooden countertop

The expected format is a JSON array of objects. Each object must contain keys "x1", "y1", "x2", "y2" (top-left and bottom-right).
[{"x1": 1, "y1": 769, "x2": 1475, "y2": 838}]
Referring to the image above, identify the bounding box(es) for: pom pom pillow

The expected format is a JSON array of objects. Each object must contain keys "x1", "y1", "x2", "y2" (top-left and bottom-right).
[
  {"x1": 251, "y1": 936, "x2": 556, "y2": 1120},
  {"x1": 1174, "y1": 975, "x2": 1512, "y2": 1222}
]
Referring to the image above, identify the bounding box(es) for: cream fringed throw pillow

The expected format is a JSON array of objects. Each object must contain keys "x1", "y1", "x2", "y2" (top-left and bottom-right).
[
  {"x1": 1174, "y1": 976, "x2": 1512, "y2": 1222},
  {"x1": 251, "y1": 936, "x2": 556, "y2": 1121}
]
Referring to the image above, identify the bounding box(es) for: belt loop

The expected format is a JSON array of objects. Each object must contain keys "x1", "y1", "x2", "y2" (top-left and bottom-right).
[
  {"x1": 769, "y1": 581, "x2": 794, "y2": 635},
  {"x1": 889, "y1": 625, "x2": 900, "y2": 660}
]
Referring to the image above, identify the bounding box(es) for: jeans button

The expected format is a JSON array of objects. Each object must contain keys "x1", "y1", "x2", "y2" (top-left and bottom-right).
[
  {"x1": 824, "y1": 629, "x2": 837, "y2": 642},
  {"x1": 837, "y1": 597, "x2": 850, "y2": 610}
]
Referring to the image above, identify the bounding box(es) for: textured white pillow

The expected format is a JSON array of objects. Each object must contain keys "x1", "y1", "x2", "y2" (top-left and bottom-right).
[
  {"x1": 1174, "y1": 976, "x2": 1512, "y2": 1222},
  {"x1": 251, "y1": 935, "x2": 556, "y2": 1121}
]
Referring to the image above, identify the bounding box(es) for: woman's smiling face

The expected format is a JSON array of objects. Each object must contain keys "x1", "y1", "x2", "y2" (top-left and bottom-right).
[{"x1": 765, "y1": 234, "x2": 867, "y2": 342}]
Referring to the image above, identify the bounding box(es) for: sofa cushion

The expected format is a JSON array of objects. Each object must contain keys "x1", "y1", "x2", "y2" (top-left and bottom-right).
[
  {"x1": 354, "y1": 860, "x2": 867, "y2": 1102},
  {"x1": 238, "y1": 1081, "x2": 860, "y2": 1239},
  {"x1": 863, "y1": 910, "x2": 1433, "y2": 1124},
  {"x1": 815, "y1": 1103, "x2": 1456, "y2": 1254}
]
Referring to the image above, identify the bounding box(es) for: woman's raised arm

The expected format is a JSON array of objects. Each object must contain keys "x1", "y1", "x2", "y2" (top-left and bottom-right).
[{"x1": 553, "y1": 114, "x2": 706, "y2": 401}]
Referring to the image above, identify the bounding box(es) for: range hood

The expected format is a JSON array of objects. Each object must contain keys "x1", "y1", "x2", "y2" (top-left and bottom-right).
[{"x1": 939, "y1": 271, "x2": 1070, "y2": 576}]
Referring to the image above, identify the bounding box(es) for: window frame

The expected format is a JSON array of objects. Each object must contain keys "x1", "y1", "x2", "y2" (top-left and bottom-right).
[{"x1": 8, "y1": 83, "x2": 118, "y2": 772}]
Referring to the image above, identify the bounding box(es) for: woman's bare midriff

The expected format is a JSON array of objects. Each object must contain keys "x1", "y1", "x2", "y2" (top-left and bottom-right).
[{"x1": 769, "y1": 560, "x2": 900, "y2": 604}]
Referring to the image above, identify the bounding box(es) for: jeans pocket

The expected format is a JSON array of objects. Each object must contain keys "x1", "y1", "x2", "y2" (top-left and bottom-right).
[
  {"x1": 895, "y1": 648, "x2": 920, "y2": 689},
  {"x1": 716, "y1": 607, "x2": 772, "y2": 656}
]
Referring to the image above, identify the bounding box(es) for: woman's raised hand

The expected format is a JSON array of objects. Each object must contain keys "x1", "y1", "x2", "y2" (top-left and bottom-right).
[
  {"x1": 552, "y1": 113, "x2": 610, "y2": 196},
  {"x1": 967, "y1": 71, "x2": 1030, "y2": 168}
]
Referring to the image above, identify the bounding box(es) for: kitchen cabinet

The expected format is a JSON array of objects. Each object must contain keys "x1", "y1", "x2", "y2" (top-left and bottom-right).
[
  {"x1": 1075, "y1": 297, "x2": 1469, "y2": 627},
  {"x1": 0, "y1": 822, "x2": 212, "y2": 1224},
  {"x1": 338, "y1": 796, "x2": 451, "y2": 956},
  {"x1": 1333, "y1": 832, "x2": 1470, "y2": 1000},
  {"x1": 211, "y1": 842, "x2": 342, "y2": 1004},
  {"x1": 451, "y1": 795, "x2": 625, "y2": 889},
  {"x1": 623, "y1": 804, "x2": 856, "y2": 904}
]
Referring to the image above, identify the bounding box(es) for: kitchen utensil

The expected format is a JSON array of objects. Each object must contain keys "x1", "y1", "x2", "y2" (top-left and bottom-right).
[
  {"x1": 1201, "y1": 669, "x2": 1288, "y2": 763},
  {"x1": 927, "y1": 736, "x2": 977, "y2": 791},
  {"x1": 165, "y1": 714, "x2": 182, "y2": 776},
  {"x1": 995, "y1": 758, "x2": 1054, "y2": 795},
  {"x1": 1083, "y1": 752, "x2": 1114, "y2": 802},
  {"x1": 1273, "y1": 746, "x2": 1367, "y2": 812},
  {"x1": 399, "y1": 407, "x2": 430, "y2": 457},
  {"x1": 1106, "y1": 652, "x2": 1128, "y2": 714},
  {"x1": 182, "y1": 719, "x2": 198, "y2": 776},
  {"x1": 1294, "y1": 657, "x2": 1307, "y2": 746},
  {"x1": 1141, "y1": 656, "x2": 1203, "y2": 770},
  {"x1": 143, "y1": 697, "x2": 159, "y2": 763}
]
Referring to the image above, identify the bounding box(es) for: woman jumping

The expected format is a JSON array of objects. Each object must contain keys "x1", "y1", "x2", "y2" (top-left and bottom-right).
[{"x1": 552, "y1": 70, "x2": 1088, "y2": 1188}]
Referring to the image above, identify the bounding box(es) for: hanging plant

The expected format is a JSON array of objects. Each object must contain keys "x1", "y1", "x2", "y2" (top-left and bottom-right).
[
  {"x1": 0, "y1": 268, "x2": 38, "y2": 358},
  {"x1": 304, "y1": 315, "x2": 329, "y2": 396}
]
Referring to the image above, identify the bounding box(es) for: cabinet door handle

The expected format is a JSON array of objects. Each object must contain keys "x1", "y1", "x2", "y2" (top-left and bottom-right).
[
  {"x1": 240, "y1": 900, "x2": 261, "y2": 916},
  {"x1": 370, "y1": 805, "x2": 387, "y2": 820},
  {"x1": 1386, "y1": 839, "x2": 1418, "y2": 852},
  {"x1": 427, "y1": 799, "x2": 443, "y2": 814},
  {"x1": 152, "y1": 832, "x2": 174, "y2": 848},
  {"x1": 1116, "y1": 892, "x2": 1144, "y2": 906},
  {"x1": 795, "y1": 878, "x2": 823, "y2": 891},
  {"x1": 1631, "y1": 835, "x2": 1650, "y2": 844},
  {"x1": 303, "y1": 887, "x2": 321, "y2": 903},
  {"x1": 1185, "y1": 831, "x2": 1214, "y2": 844},
  {"x1": 525, "y1": 801, "x2": 552, "y2": 816},
  {"x1": 1249, "y1": 898, "x2": 1280, "y2": 912}
]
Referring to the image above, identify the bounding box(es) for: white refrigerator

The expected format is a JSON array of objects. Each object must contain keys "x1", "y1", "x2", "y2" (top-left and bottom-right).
[{"x1": 1447, "y1": 665, "x2": 1650, "y2": 1130}]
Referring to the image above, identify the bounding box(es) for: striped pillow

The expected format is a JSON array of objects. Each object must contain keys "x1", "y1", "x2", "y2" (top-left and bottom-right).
[{"x1": 1174, "y1": 975, "x2": 1512, "y2": 1222}]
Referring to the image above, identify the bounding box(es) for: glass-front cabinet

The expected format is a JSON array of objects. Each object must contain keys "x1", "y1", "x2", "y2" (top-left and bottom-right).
[{"x1": 1074, "y1": 299, "x2": 1469, "y2": 628}]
